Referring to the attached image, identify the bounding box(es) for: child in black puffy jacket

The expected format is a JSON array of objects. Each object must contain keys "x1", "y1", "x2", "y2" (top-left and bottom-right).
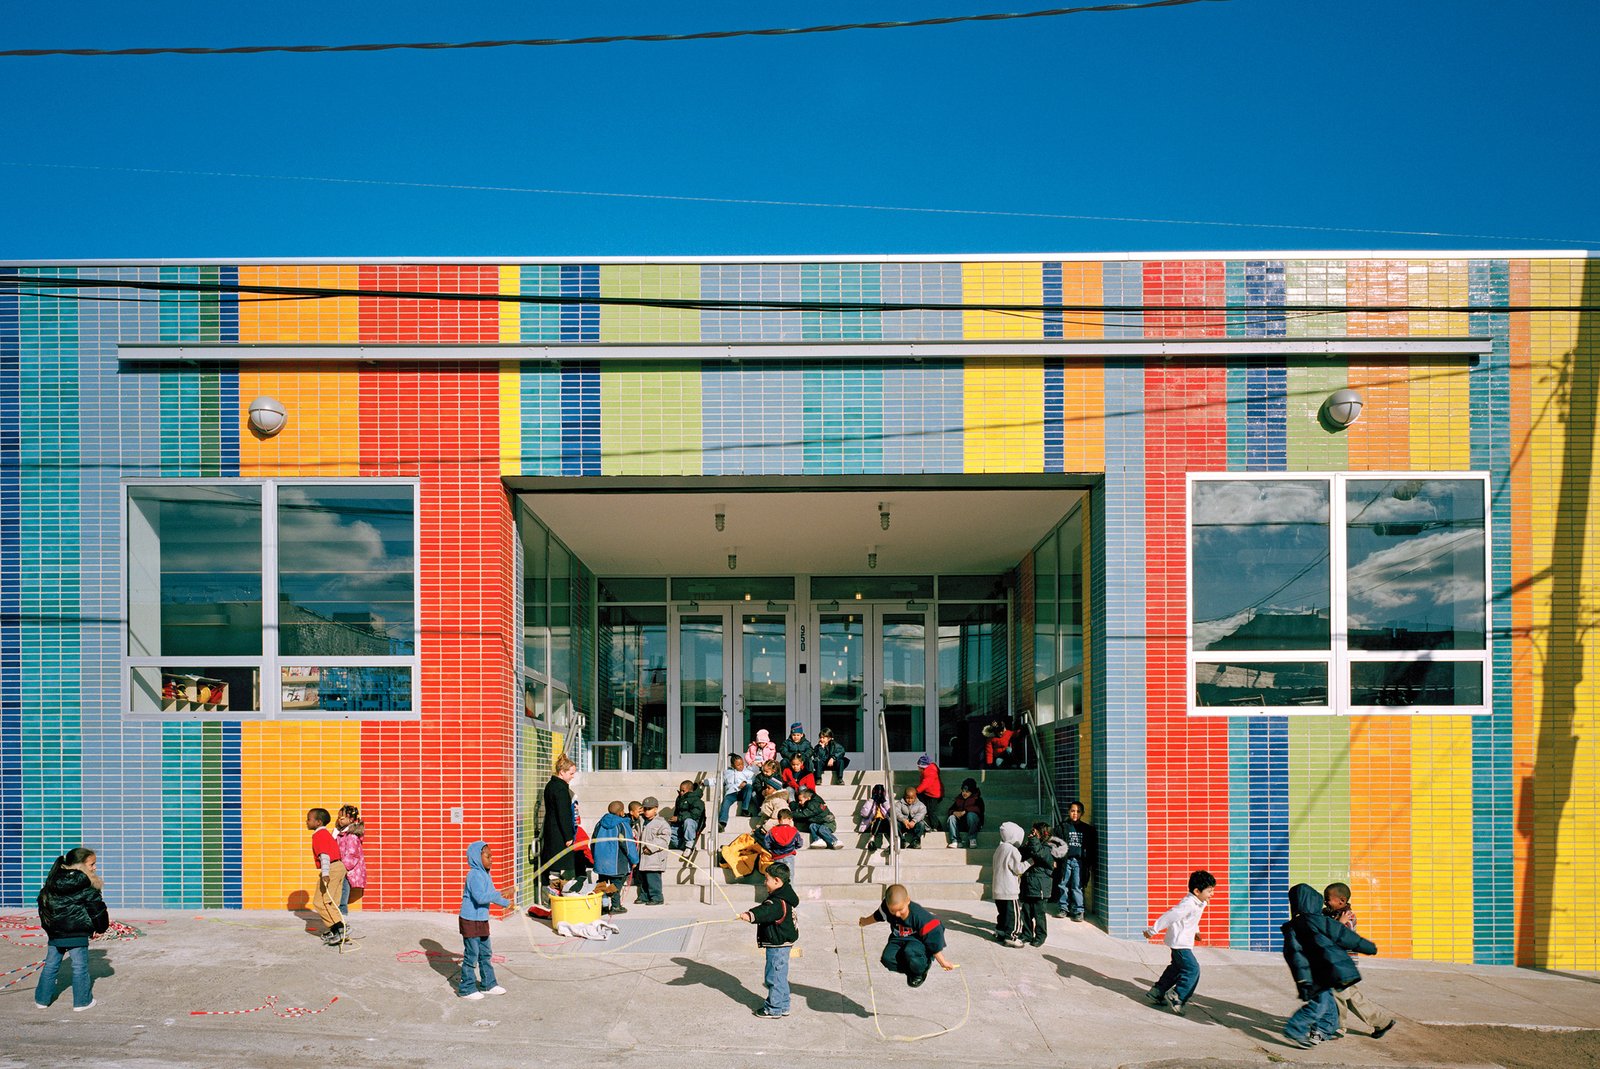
[
  {"x1": 34, "y1": 847, "x2": 110, "y2": 1010},
  {"x1": 1281, "y1": 882, "x2": 1378, "y2": 1048},
  {"x1": 1019, "y1": 822, "x2": 1055, "y2": 947}
]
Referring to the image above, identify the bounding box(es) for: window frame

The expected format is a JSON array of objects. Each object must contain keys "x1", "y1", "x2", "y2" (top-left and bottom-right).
[
  {"x1": 1186, "y1": 470, "x2": 1491, "y2": 717},
  {"x1": 122, "y1": 477, "x2": 422, "y2": 721}
]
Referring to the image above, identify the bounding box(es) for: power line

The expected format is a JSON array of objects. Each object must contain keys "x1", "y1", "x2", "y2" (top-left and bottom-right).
[
  {"x1": 2, "y1": 273, "x2": 1595, "y2": 315},
  {"x1": 0, "y1": 0, "x2": 1225, "y2": 59},
  {"x1": 6, "y1": 161, "x2": 1594, "y2": 246}
]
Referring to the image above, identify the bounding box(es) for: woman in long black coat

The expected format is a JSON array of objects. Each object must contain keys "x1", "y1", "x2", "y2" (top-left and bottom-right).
[{"x1": 541, "y1": 754, "x2": 580, "y2": 883}]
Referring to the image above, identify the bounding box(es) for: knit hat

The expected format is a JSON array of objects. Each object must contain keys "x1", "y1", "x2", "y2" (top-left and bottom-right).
[
  {"x1": 789, "y1": 722, "x2": 804, "y2": 734},
  {"x1": 916, "y1": 754, "x2": 932, "y2": 767},
  {"x1": 642, "y1": 796, "x2": 660, "y2": 809}
]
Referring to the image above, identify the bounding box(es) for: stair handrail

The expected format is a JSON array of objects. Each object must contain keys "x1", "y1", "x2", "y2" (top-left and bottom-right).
[
  {"x1": 709, "y1": 702, "x2": 732, "y2": 900},
  {"x1": 1021, "y1": 707, "x2": 1064, "y2": 832},
  {"x1": 877, "y1": 704, "x2": 900, "y2": 887}
]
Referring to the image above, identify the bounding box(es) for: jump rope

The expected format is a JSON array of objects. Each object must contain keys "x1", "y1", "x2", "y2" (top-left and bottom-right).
[{"x1": 513, "y1": 837, "x2": 971, "y2": 1042}]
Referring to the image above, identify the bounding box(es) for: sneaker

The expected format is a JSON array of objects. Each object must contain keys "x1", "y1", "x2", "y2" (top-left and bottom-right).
[
  {"x1": 1070, "y1": 913, "x2": 1086, "y2": 922},
  {"x1": 829, "y1": 841, "x2": 843, "y2": 849},
  {"x1": 1371, "y1": 1021, "x2": 1395, "y2": 1039},
  {"x1": 754, "y1": 1007, "x2": 790, "y2": 1018},
  {"x1": 487, "y1": 985, "x2": 507, "y2": 995},
  {"x1": 34, "y1": 1002, "x2": 49, "y2": 1009},
  {"x1": 1165, "y1": 990, "x2": 1185, "y2": 1016},
  {"x1": 1050, "y1": 908, "x2": 1067, "y2": 918},
  {"x1": 947, "y1": 841, "x2": 961, "y2": 849},
  {"x1": 809, "y1": 839, "x2": 826, "y2": 849},
  {"x1": 1029, "y1": 937, "x2": 1047, "y2": 948},
  {"x1": 610, "y1": 906, "x2": 628, "y2": 915},
  {"x1": 460, "y1": 991, "x2": 486, "y2": 1001},
  {"x1": 907, "y1": 972, "x2": 928, "y2": 988},
  {"x1": 1284, "y1": 1030, "x2": 1315, "y2": 1049},
  {"x1": 1002, "y1": 937, "x2": 1026, "y2": 948},
  {"x1": 1147, "y1": 986, "x2": 1167, "y2": 1004},
  {"x1": 73, "y1": 1000, "x2": 97, "y2": 1012},
  {"x1": 1307, "y1": 1030, "x2": 1328, "y2": 1045}
]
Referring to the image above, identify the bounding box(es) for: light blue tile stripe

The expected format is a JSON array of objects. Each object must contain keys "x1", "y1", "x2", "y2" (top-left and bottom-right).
[
  {"x1": 1093, "y1": 358, "x2": 1146, "y2": 937},
  {"x1": 802, "y1": 363, "x2": 884, "y2": 475},
  {"x1": 882, "y1": 361, "x2": 962, "y2": 473}
]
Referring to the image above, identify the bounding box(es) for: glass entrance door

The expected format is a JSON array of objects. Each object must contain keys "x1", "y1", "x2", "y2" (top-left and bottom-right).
[
  {"x1": 669, "y1": 604, "x2": 793, "y2": 770},
  {"x1": 813, "y1": 604, "x2": 933, "y2": 769}
]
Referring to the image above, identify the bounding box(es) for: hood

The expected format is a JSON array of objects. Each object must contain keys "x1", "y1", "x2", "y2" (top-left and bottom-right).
[
  {"x1": 47, "y1": 867, "x2": 92, "y2": 895},
  {"x1": 755, "y1": 729, "x2": 771, "y2": 744},
  {"x1": 1288, "y1": 882, "x2": 1324, "y2": 917},
  {"x1": 466, "y1": 840, "x2": 489, "y2": 873},
  {"x1": 999, "y1": 821, "x2": 1024, "y2": 845}
]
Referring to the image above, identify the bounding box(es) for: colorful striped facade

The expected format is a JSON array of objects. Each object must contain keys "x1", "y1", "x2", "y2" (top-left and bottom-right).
[{"x1": 0, "y1": 254, "x2": 1594, "y2": 970}]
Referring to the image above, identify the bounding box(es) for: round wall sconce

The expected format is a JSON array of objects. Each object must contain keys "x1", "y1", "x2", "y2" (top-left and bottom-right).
[
  {"x1": 248, "y1": 396, "x2": 288, "y2": 437},
  {"x1": 1321, "y1": 388, "x2": 1363, "y2": 431}
]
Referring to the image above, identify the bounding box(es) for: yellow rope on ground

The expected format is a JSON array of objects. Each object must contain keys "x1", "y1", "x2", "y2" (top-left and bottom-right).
[{"x1": 830, "y1": 904, "x2": 971, "y2": 1043}]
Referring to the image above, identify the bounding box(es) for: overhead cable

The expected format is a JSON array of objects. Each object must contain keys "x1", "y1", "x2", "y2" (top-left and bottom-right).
[{"x1": 0, "y1": 0, "x2": 1225, "y2": 59}]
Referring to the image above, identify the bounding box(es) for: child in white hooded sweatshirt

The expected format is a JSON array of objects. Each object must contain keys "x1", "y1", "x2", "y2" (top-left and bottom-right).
[{"x1": 990, "y1": 821, "x2": 1029, "y2": 947}]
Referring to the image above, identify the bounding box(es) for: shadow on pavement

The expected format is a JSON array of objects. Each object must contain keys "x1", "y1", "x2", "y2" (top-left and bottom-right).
[
  {"x1": 418, "y1": 938, "x2": 462, "y2": 986},
  {"x1": 1041, "y1": 953, "x2": 1288, "y2": 1047}
]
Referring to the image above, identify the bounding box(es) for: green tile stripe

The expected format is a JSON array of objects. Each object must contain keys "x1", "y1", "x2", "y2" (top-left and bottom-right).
[
  {"x1": 19, "y1": 270, "x2": 83, "y2": 878},
  {"x1": 1285, "y1": 260, "x2": 1348, "y2": 338},
  {"x1": 1287, "y1": 717, "x2": 1351, "y2": 893},
  {"x1": 515, "y1": 720, "x2": 556, "y2": 903},
  {"x1": 600, "y1": 265, "x2": 700, "y2": 342},
  {"x1": 161, "y1": 722, "x2": 227, "y2": 908},
  {"x1": 1285, "y1": 363, "x2": 1348, "y2": 470},
  {"x1": 600, "y1": 362, "x2": 703, "y2": 475}
]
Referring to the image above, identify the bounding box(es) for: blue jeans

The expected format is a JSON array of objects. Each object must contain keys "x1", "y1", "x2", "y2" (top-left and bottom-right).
[
  {"x1": 763, "y1": 945, "x2": 792, "y2": 1013},
  {"x1": 1286, "y1": 988, "x2": 1340, "y2": 1040},
  {"x1": 881, "y1": 938, "x2": 929, "y2": 980},
  {"x1": 672, "y1": 817, "x2": 700, "y2": 851},
  {"x1": 339, "y1": 876, "x2": 351, "y2": 915},
  {"x1": 600, "y1": 872, "x2": 627, "y2": 911},
  {"x1": 945, "y1": 811, "x2": 980, "y2": 845},
  {"x1": 807, "y1": 822, "x2": 837, "y2": 847},
  {"x1": 34, "y1": 944, "x2": 92, "y2": 1008},
  {"x1": 720, "y1": 787, "x2": 751, "y2": 827},
  {"x1": 1154, "y1": 948, "x2": 1200, "y2": 1004},
  {"x1": 459, "y1": 935, "x2": 497, "y2": 996},
  {"x1": 1055, "y1": 857, "x2": 1083, "y2": 914},
  {"x1": 636, "y1": 870, "x2": 663, "y2": 904}
]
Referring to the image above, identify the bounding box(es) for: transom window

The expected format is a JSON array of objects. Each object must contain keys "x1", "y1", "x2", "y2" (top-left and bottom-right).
[
  {"x1": 1187, "y1": 473, "x2": 1489, "y2": 716},
  {"x1": 124, "y1": 479, "x2": 420, "y2": 719}
]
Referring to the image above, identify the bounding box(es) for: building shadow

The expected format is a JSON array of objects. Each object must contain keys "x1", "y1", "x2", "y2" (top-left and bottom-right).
[{"x1": 1041, "y1": 953, "x2": 1287, "y2": 1046}]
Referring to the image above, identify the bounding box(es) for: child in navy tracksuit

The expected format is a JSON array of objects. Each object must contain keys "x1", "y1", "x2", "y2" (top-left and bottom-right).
[
  {"x1": 458, "y1": 840, "x2": 510, "y2": 999},
  {"x1": 859, "y1": 883, "x2": 956, "y2": 987}
]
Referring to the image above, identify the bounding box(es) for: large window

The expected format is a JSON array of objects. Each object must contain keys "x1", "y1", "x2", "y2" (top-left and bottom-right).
[
  {"x1": 1188, "y1": 473, "x2": 1489, "y2": 715},
  {"x1": 125, "y1": 480, "x2": 419, "y2": 719},
  {"x1": 1033, "y1": 502, "x2": 1087, "y2": 728}
]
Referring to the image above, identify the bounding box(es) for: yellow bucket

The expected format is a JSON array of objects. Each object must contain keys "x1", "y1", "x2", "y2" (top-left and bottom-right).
[{"x1": 549, "y1": 892, "x2": 603, "y2": 928}]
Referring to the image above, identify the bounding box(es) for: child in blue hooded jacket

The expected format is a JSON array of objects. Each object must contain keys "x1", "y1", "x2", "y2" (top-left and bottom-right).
[
  {"x1": 458, "y1": 840, "x2": 510, "y2": 999},
  {"x1": 591, "y1": 801, "x2": 640, "y2": 915}
]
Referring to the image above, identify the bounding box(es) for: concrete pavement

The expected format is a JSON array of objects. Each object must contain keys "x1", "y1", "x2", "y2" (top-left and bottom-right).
[{"x1": 3, "y1": 899, "x2": 1597, "y2": 1069}]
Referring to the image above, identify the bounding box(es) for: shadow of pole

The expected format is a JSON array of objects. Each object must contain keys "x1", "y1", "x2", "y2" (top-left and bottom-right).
[{"x1": 1520, "y1": 260, "x2": 1595, "y2": 966}]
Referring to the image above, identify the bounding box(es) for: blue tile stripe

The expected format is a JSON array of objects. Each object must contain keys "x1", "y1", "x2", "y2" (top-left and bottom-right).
[
  {"x1": 1042, "y1": 262, "x2": 1064, "y2": 339},
  {"x1": 1244, "y1": 361, "x2": 1288, "y2": 471},
  {"x1": 1102, "y1": 262, "x2": 1143, "y2": 338},
  {"x1": 559, "y1": 362, "x2": 600, "y2": 476},
  {"x1": 1245, "y1": 715, "x2": 1289, "y2": 950},
  {"x1": 1043, "y1": 358, "x2": 1064, "y2": 473},
  {"x1": 1227, "y1": 716, "x2": 1253, "y2": 947},
  {"x1": 702, "y1": 361, "x2": 806, "y2": 475},
  {"x1": 882, "y1": 361, "x2": 963, "y2": 473},
  {"x1": 801, "y1": 363, "x2": 884, "y2": 475},
  {"x1": 559, "y1": 265, "x2": 600, "y2": 343},
  {"x1": 1469, "y1": 258, "x2": 1513, "y2": 964}
]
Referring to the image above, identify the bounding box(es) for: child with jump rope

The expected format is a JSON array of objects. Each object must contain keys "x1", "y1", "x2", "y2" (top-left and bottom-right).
[
  {"x1": 859, "y1": 883, "x2": 956, "y2": 987},
  {"x1": 457, "y1": 840, "x2": 511, "y2": 1000},
  {"x1": 737, "y1": 861, "x2": 799, "y2": 1018},
  {"x1": 33, "y1": 847, "x2": 109, "y2": 1010}
]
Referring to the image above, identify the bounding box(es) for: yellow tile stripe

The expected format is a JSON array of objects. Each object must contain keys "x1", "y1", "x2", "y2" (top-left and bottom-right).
[
  {"x1": 498, "y1": 265, "x2": 522, "y2": 342},
  {"x1": 1410, "y1": 715, "x2": 1474, "y2": 962},
  {"x1": 1407, "y1": 355, "x2": 1471, "y2": 470},
  {"x1": 240, "y1": 722, "x2": 362, "y2": 910},
  {"x1": 1406, "y1": 259, "x2": 1470, "y2": 337},
  {"x1": 963, "y1": 358, "x2": 1044, "y2": 472},
  {"x1": 238, "y1": 365, "x2": 361, "y2": 477},
  {"x1": 499, "y1": 360, "x2": 522, "y2": 476},
  {"x1": 961, "y1": 262, "x2": 1043, "y2": 339},
  {"x1": 239, "y1": 265, "x2": 359, "y2": 342}
]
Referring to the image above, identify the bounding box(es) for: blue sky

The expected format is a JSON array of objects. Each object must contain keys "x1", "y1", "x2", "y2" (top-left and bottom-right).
[{"x1": 3, "y1": 1, "x2": 1597, "y2": 257}]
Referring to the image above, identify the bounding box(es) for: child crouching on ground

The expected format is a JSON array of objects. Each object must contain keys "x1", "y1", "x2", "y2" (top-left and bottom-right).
[
  {"x1": 457, "y1": 840, "x2": 510, "y2": 1000},
  {"x1": 859, "y1": 883, "x2": 956, "y2": 987},
  {"x1": 738, "y1": 861, "x2": 799, "y2": 1018},
  {"x1": 1143, "y1": 869, "x2": 1216, "y2": 1016}
]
